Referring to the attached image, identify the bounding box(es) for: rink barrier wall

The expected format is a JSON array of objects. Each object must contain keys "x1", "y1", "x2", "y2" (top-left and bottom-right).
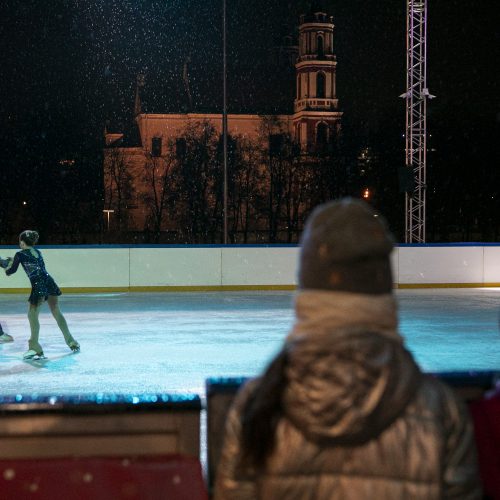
[
  {"x1": 0, "y1": 393, "x2": 202, "y2": 459},
  {"x1": 1, "y1": 243, "x2": 500, "y2": 292}
]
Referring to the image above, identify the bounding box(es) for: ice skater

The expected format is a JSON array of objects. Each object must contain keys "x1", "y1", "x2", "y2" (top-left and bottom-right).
[
  {"x1": 0, "y1": 258, "x2": 15, "y2": 343},
  {"x1": 3, "y1": 230, "x2": 79, "y2": 360},
  {"x1": 0, "y1": 321, "x2": 14, "y2": 343}
]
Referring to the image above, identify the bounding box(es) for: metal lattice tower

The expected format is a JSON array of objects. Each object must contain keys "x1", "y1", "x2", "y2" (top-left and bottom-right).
[{"x1": 401, "y1": 0, "x2": 433, "y2": 243}]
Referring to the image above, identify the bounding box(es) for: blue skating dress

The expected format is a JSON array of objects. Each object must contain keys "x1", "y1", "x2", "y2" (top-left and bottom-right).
[{"x1": 6, "y1": 249, "x2": 61, "y2": 305}]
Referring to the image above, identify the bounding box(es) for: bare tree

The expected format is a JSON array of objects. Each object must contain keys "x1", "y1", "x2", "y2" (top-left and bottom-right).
[
  {"x1": 225, "y1": 135, "x2": 265, "y2": 242},
  {"x1": 175, "y1": 120, "x2": 220, "y2": 243},
  {"x1": 256, "y1": 116, "x2": 289, "y2": 242},
  {"x1": 103, "y1": 147, "x2": 134, "y2": 231},
  {"x1": 142, "y1": 149, "x2": 176, "y2": 243}
]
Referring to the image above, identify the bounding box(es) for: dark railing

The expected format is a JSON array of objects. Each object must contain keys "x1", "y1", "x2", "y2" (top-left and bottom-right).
[{"x1": 0, "y1": 372, "x2": 497, "y2": 498}]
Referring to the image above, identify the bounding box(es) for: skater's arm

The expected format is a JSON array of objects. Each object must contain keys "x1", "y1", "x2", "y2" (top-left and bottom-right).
[
  {"x1": 4, "y1": 253, "x2": 20, "y2": 275},
  {"x1": 0, "y1": 257, "x2": 11, "y2": 269}
]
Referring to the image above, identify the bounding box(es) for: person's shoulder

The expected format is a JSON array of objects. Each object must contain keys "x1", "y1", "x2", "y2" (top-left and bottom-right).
[
  {"x1": 231, "y1": 378, "x2": 261, "y2": 410},
  {"x1": 418, "y1": 374, "x2": 454, "y2": 397},
  {"x1": 416, "y1": 374, "x2": 467, "y2": 415}
]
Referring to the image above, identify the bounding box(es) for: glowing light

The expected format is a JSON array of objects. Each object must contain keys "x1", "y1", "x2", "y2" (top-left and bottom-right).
[
  {"x1": 362, "y1": 188, "x2": 370, "y2": 199},
  {"x1": 103, "y1": 209, "x2": 115, "y2": 231},
  {"x1": 59, "y1": 159, "x2": 76, "y2": 166}
]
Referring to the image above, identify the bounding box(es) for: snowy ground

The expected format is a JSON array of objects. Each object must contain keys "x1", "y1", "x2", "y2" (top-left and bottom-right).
[{"x1": 0, "y1": 289, "x2": 499, "y2": 396}]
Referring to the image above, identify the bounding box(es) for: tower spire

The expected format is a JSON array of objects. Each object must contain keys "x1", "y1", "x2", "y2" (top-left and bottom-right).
[{"x1": 134, "y1": 74, "x2": 145, "y2": 116}]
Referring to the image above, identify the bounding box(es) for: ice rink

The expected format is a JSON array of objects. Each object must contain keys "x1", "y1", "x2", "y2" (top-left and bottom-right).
[{"x1": 1, "y1": 288, "x2": 499, "y2": 396}]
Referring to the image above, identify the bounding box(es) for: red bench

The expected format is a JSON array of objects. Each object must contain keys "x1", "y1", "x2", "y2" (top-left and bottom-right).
[
  {"x1": 0, "y1": 393, "x2": 207, "y2": 499},
  {"x1": 469, "y1": 391, "x2": 500, "y2": 500},
  {"x1": 0, "y1": 454, "x2": 207, "y2": 500}
]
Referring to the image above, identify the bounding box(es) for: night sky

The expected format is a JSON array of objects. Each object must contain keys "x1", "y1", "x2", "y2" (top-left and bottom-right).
[{"x1": 0, "y1": 0, "x2": 499, "y2": 241}]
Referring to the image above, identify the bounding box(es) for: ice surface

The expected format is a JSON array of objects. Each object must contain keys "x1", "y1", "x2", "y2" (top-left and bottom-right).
[{"x1": 0, "y1": 289, "x2": 499, "y2": 396}]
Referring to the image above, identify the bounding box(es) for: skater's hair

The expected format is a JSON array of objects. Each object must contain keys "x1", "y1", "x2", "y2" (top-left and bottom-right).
[
  {"x1": 239, "y1": 348, "x2": 288, "y2": 469},
  {"x1": 19, "y1": 230, "x2": 39, "y2": 246}
]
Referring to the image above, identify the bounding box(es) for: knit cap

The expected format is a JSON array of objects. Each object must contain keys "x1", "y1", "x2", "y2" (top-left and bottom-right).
[{"x1": 298, "y1": 198, "x2": 395, "y2": 294}]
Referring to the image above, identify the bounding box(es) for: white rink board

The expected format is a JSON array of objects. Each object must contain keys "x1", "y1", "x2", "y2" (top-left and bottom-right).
[
  {"x1": 484, "y1": 247, "x2": 500, "y2": 283},
  {"x1": 130, "y1": 247, "x2": 222, "y2": 287},
  {"x1": 1, "y1": 245, "x2": 500, "y2": 290},
  {"x1": 398, "y1": 246, "x2": 484, "y2": 284},
  {"x1": 0, "y1": 247, "x2": 130, "y2": 289},
  {"x1": 221, "y1": 247, "x2": 299, "y2": 286},
  {"x1": 390, "y1": 249, "x2": 399, "y2": 285},
  {"x1": 43, "y1": 248, "x2": 130, "y2": 288}
]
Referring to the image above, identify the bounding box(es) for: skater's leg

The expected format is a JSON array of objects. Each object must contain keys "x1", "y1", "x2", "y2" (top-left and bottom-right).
[
  {"x1": 47, "y1": 296, "x2": 79, "y2": 350},
  {"x1": 27, "y1": 302, "x2": 43, "y2": 354},
  {"x1": 0, "y1": 321, "x2": 14, "y2": 342}
]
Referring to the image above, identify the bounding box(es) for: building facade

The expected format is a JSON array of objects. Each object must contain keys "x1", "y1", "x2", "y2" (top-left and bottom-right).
[{"x1": 104, "y1": 6, "x2": 342, "y2": 237}]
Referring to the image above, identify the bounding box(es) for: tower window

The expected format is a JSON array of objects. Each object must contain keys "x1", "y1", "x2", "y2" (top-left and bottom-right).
[
  {"x1": 317, "y1": 35, "x2": 324, "y2": 58},
  {"x1": 176, "y1": 138, "x2": 186, "y2": 159},
  {"x1": 316, "y1": 122, "x2": 328, "y2": 146},
  {"x1": 316, "y1": 72, "x2": 326, "y2": 98}
]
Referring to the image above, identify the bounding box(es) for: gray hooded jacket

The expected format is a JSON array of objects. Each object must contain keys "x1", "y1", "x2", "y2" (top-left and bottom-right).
[{"x1": 214, "y1": 291, "x2": 481, "y2": 499}]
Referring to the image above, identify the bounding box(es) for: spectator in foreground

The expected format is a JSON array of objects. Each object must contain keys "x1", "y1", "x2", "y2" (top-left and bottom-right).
[{"x1": 215, "y1": 198, "x2": 480, "y2": 499}]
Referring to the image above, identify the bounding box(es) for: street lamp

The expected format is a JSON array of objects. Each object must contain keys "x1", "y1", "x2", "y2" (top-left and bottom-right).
[{"x1": 103, "y1": 209, "x2": 114, "y2": 231}]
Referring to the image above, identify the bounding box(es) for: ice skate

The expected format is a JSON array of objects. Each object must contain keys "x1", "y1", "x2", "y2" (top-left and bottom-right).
[
  {"x1": 68, "y1": 340, "x2": 80, "y2": 353},
  {"x1": 0, "y1": 333, "x2": 14, "y2": 343},
  {"x1": 23, "y1": 349, "x2": 46, "y2": 360}
]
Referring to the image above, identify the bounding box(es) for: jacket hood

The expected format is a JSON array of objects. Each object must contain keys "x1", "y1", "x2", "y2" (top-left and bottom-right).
[{"x1": 283, "y1": 290, "x2": 422, "y2": 444}]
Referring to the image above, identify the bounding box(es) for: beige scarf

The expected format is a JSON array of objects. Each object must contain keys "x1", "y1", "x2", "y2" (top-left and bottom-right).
[{"x1": 286, "y1": 289, "x2": 403, "y2": 344}]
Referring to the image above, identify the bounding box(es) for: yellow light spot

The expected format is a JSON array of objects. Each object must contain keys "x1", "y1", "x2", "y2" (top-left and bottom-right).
[{"x1": 3, "y1": 468, "x2": 15, "y2": 480}]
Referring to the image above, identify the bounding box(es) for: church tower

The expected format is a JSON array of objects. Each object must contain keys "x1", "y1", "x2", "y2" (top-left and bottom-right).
[{"x1": 293, "y1": 5, "x2": 342, "y2": 152}]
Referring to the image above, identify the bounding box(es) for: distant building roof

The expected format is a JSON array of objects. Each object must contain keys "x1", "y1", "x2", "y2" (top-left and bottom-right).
[{"x1": 134, "y1": 57, "x2": 296, "y2": 117}]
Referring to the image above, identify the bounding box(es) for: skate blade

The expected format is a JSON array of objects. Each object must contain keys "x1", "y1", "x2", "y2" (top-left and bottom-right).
[{"x1": 24, "y1": 355, "x2": 47, "y2": 362}]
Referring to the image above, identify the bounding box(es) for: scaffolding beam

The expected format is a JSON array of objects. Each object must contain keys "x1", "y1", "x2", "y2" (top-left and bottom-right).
[{"x1": 401, "y1": 0, "x2": 433, "y2": 243}]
